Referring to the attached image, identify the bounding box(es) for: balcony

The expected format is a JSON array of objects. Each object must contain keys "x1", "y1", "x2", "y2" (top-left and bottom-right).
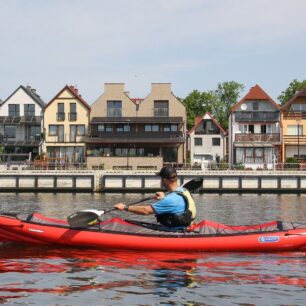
[
  {"x1": 282, "y1": 111, "x2": 306, "y2": 120},
  {"x1": 235, "y1": 133, "x2": 280, "y2": 142},
  {"x1": 91, "y1": 116, "x2": 184, "y2": 124},
  {"x1": 235, "y1": 111, "x2": 279, "y2": 122},
  {"x1": 86, "y1": 131, "x2": 185, "y2": 144},
  {"x1": 283, "y1": 135, "x2": 306, "y2": 145}
]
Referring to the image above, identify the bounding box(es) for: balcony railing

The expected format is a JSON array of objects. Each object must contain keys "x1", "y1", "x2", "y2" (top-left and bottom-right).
[
  {"x1": 57, "y1": 112, "x2": 65, "y2": 121},
  {"x1": 282, "y1": 111, "x2": 306, "y2": 120},
  {"x1": 283, "y1": 135, "x2": 306, "y2": 145},
  {"x1": 68, "y1": 112, "x2": 77, "y2": 121},
  {"x1": 86, "y1": 131, "x2": 185, "y2": 143},
  {"x1": 235, "y1": 133, "x2": 280, "y2": 142},
  {"x1": 235, "y1": 111, "x2": 279, "y2": 122},
  {"x1": 154, "y1": 108, "x2": 169, "y2": 117}
]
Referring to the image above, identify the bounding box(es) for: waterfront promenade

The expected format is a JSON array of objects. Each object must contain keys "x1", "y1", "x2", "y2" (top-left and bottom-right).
[{"x1": 0, "y1": 169, "x2": 306, "y2": 193}]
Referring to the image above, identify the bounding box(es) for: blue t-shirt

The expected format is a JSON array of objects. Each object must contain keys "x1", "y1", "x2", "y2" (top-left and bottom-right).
[{"x1": 152, "y1": 187, "x2": 186, "y2": 215}]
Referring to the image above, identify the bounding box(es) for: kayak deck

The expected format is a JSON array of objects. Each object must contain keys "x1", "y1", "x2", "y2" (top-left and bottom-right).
[{"x1": 1, "y1": 213, "x2": 306, "y2": 252}]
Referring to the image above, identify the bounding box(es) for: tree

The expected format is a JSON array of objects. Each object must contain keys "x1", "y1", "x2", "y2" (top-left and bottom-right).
[
  {"x1": 278, "y1": 79, "x2": 306, "y2": 105},
  {"x1": 183, "y1": 81, "x2": 244, "y2": 130},
  {"x1": 213, "y1": 81, "x2": 244, "y2": 129}
]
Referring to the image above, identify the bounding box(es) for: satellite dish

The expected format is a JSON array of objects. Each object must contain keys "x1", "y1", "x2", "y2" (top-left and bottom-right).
[{"x1": 241, "y1": 103, "x2": 247, "y2": 110}]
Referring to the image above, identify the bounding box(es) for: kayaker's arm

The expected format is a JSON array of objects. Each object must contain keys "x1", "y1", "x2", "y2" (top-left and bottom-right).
[{"x1": 115, "y1": 203, "x2": 154, "y2": 215}]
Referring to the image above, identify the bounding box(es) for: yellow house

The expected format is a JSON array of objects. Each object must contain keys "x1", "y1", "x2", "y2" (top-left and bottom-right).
[
  {"x1": 42, "y1": 85, "x2": 90, "y2": 163},
  {"x1": 281, "y1": 86, "x2": 306, "y2": 162}
]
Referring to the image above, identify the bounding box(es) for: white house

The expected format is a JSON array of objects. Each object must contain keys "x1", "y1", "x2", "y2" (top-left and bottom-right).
[
  {"x1": 228, "y1": 85, "x2": 281, "y2": 169},
  {"x1": 0, "y1": 85, "x2": 45, "y2": 159},
  {"x1": 188, "y1": 112, "x2": 227, "y2": 166}
]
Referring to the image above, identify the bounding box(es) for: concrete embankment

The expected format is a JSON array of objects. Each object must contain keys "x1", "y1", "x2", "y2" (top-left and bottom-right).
[{"x1": 0, "y1": 170, "x2": 306, "y2": 193}]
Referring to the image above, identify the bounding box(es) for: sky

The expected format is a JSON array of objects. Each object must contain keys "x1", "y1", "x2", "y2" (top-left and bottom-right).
[{"x1": 0, "y1": 0, "x2": 306, "y2": 104}]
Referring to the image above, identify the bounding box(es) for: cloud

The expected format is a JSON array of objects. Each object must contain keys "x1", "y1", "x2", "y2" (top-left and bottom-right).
[{"x1": 0, "y1": 0, "x2": 305, "y2": 101}]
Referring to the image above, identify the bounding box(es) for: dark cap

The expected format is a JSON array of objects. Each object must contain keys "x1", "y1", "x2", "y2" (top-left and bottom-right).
[{"x1": 156, "y1": 166, "x2": 177, "y2": 179}]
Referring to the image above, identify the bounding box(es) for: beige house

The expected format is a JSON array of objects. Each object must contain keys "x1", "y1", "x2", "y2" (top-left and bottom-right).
[
  {"x1": 281, "y1": 86, "x2": 306, "y2": 162},
  {"x1": 42, "y1": 85, "x2": 90, "y2": 163},
  {"x1": 86, "y1": 83, "x2": 186, "y2": 170}
]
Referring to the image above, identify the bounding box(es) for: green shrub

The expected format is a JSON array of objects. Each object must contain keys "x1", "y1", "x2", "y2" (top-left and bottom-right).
[{"x1": 284, "y1": 157, "x2": 299, "y2": 169}]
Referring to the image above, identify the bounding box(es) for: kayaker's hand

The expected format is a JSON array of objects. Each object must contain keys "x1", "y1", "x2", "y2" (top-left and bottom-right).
[
  {"x1": 114, "y1": 203, "x2": 126, "y2": 211},
  {"x1": 155, "y1": 192, "x2": 165, "y2": 200}
]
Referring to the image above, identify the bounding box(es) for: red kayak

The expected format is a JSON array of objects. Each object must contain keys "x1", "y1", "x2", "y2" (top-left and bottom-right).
[{"x1": 0, "y1": 213, "x2": 306, "y2": 252}]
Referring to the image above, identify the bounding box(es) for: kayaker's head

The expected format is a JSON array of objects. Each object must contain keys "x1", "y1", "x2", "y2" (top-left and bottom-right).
[{"x1": 156, "y1": 166, "x2": 178, "y2": 190}]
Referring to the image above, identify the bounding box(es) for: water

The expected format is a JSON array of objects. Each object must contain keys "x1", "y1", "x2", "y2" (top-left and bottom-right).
[{"x1": 1, "y1": 193, "x2": 306, "y2": 305}]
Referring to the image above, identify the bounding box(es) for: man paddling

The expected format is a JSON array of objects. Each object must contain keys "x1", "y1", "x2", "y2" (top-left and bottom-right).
[{"x1": 114, "y1": 166, "x2": 197, "y2": 227}]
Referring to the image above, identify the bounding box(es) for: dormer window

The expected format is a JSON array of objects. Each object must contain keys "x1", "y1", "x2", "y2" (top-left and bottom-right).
[
  {"x1": 154, "y1": 101, "x2": 169, "y2": 117},
  {"x1": 107, "y1": 101, "x2": 122, "y2": 117}
]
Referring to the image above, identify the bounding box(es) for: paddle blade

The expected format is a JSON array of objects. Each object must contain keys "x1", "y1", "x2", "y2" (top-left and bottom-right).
[
  {"x1": 183, "y1": 178, "x2": 203, "y2": 193},
  {"x1": 67, "y1": 210, "x2": 103, "y2": 228}
]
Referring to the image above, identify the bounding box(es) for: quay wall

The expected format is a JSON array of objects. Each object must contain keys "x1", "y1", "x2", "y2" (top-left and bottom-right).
[{"x1": 0, "y1": 170, "x2": 306, "y2": 193}]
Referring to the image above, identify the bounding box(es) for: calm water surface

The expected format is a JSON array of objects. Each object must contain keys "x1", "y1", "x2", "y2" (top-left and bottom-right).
[{"x1": 0, "y1": 193, "x2": 306, "y2": 305}]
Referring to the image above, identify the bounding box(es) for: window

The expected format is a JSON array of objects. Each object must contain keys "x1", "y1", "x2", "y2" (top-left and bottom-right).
[
  {"x1": 194, "y1": 138, "x2": 202, "y2": 146},
  {"x1": 24, "y1": 104, "x2": 35, "y2": 117},
  {"x1": 163, "y1": 124, "x2": 178, "y2": 132},
  {"x1": 30, "y1": 126, "x2": 41, "y2": 139},
  {"x1": 116, "y1": 124, "x2": 130, "y2": 132},
  {"x1": 145, "y1": 124, "x2": 159, "y2": 132},
  {"x1": 77, "y1": 125, "x2": 85, "y2": 136},
  {"x1": 69, "y1": 103, "x2": 77, "y2": 121},
  {"x1": 154, "y1": 100, "x2": 169, "y2": 117},
  {"x1": 97, "y1": 124, "x2": 113, "y2": 132},
  {"x1": 287, "y1": 125, "x2": 303, "y2": 135},
  {"x1": 8, "y1": 104, "x2": 20, "y2": 117},
  {"x1": 4, "y1": 125, "x2": 16, "y2": 138},
  {"x1": 107, "y1": 101, "x2": 122, "y2": 117},
  {"x1": 261, "y1": 124, "x2": 272, "y2": 134},
  {"x1": 97, "y1": 124, "x2": 105, "y2": 132},
  {"x1": 57, "y1": 103, "x2": 65, "y2": 121},
  {"x1": 253, "y1": 102, "x2": 259, "y2": 111},
  {"x1": 291, "y1": 103, "x2": 306, "y2": 111},
  {"x1": 212, "y1": 138, "x2": 220, "y2": 146},
  {"x1": 49, "y1": 125, "x2": 64, "y2": 141},
  {"x1": 49, "y1": 125, "x2": 58, "y2": 136},
  {"x1": 239, "y1": 124, "x2": 248, "y2": 133}
]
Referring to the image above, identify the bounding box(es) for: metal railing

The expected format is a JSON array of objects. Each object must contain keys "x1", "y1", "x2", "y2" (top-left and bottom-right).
[{"x1": 235, "y1": 111, "x2": 279, "y2": 122}]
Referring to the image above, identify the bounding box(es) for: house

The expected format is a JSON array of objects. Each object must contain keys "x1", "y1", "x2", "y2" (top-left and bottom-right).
[
  {"x1": 0, "y1": 85, "x2": 45, "y2": 160},
  {"x1": 228, "y1": 85, "x2": 281, "y2": 169},
  {"x1": 42, "y1": 85, "x2": 90, "y2": 163},
  {"x1": 281, "y1": 85, "x2": 306, "y2": 162},
  {"x1": 188, "y1": 112, "x2": 227, "y2": 166},
  {"x1": 86, "y1": 83, "x2": 186, "y2": 170}
]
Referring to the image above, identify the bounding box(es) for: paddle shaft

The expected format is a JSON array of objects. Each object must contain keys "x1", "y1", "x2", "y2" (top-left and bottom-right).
[{"x1": 104, "y1": 177, "x2": 203, "y2": 214}]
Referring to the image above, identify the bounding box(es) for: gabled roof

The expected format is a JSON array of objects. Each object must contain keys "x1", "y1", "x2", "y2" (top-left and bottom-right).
[
  {"x1": 188, "y1": 112, "x2": 227, "y2": 136},
  {"x1": 45, "y1": 85, "x2": 91, "y2": 111},
  {"x1": 231, "y1": 84, "x2": 280, "y2": 112},
  {"x1": 281, "y1": 85, "x2": 306, "y2": 110},
  {"x1": 2, "y1": 85, "x2": 45, "y2": 108}
]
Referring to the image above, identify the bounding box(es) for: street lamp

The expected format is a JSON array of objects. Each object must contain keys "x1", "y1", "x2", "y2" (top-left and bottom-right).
[
  {"x1": 297, "y1": 118, "x2": 301, "y2": 160},
  {"x1": 126, "y1": 119, "x2": 131, "y2": 170}
]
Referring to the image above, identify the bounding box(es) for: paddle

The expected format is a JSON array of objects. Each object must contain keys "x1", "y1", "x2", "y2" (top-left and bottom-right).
[{"x1": 67, "y1": 178, "x2": 203, "y2": 228}]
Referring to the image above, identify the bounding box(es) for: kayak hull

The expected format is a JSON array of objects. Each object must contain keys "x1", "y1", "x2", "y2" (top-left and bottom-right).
[{"x1": 1, "y1": 214, "x2": 306, "y2": 252}]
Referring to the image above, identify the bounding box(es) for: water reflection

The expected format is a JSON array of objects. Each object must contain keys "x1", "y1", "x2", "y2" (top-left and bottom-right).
[
  {"x1": 0, "y1": 245, "x2": 306, "y2": 305},
  {"x1": 1, "y1": 193, "x2": 306, "y2": 304}
]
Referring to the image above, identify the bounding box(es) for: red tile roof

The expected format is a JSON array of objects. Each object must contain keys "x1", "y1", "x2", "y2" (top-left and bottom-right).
[
  {"x1": 45, "y1": 85, "x2": 91, "y2": 110},
  {"x1": 188, "y1": 112, "x2": 227, "y2": 135},
  {"x1": 231, "y1": 84, "x2": 280, "y2": 112}
]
